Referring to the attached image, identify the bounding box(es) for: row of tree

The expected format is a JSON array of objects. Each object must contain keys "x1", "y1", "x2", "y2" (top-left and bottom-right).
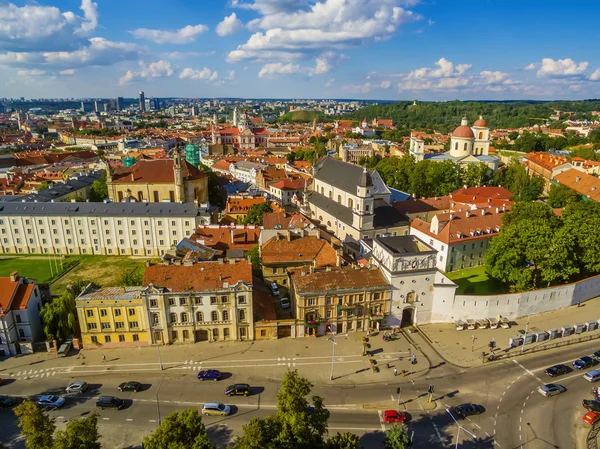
[{"x1": 13, "y1": 371, "x2": 410, "y2": 449}]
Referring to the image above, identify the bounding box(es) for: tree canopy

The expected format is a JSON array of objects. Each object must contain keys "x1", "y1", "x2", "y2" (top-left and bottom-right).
[
  {"x1": 243, "y1": 202, "x2": 273, "y2": 225},
  {"x1": 143, "y1": 409, "x2": 214, "y2": 449},
  {"x1": 14, "y1": 400, "x2": 56, "y2": 449},
  {"x1": 89, "y1": 171, "x2": 108, "y2": 202},
  {"x1": 547, "y1": 184, "x2": 580, "y2": 208},
  {"x1": 53, "y1": 414, "x2": 101, "y2": 449},
  {"x1": 384, "y1": 425, "x2": 410, "y2": 449}
]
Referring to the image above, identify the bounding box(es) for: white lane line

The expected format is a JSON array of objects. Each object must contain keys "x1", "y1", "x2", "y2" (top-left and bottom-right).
[
  {"x1": 126, "y1": 419, "x2": 133, "y2": 421},
  {"x1": 474, "y1": 423, "x2": 481, "y2": 429},
  {"x1": 486, "y1": 432, "x2": 491, "y2": 437},
  {"x1": 149, "y1": 419, "x2": 156, "y2": 423},
  {"x1": 427, "y1": 410, "x2": 444, "y2": 444},
  {"x1": 102, "y1": 418, "x2": 110, "y2": 421},
  {"x1": 56, "y1": 416, "x2": 64, "y2": 419},
  {"x1": 377, "y1": 410, "x2": 386, "y2": 432},
  {"x1": 513, "y1": 360, "x2": 544, "y2": 383}
]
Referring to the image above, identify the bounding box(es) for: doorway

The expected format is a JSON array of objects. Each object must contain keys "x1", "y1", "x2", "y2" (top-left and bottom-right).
[{"x1": 401, "y1": 308, "x2": 414, "y2": 327}]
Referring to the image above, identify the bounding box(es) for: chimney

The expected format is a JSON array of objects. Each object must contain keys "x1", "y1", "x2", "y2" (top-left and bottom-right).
[
  {"x1": 481, "y1": 209, "x2": 485, "y2": 216},
  {"x1": 131, "y1": 173, "x2": 135, "y2": 182},
  {"x1": 9, "y1": 271, "x2": 19, "y2": 282},
  {"x1": 449, "y1": 213, "x2": 454, "y2": 220},
  {"x1": 576, "y1": 176, "x2": 581, "y2": 182},
  {"x1": 466, "y1": 210, "x2": 470, "y2": 218},
  {"x1": 219, "y1": 274, "x2": 222, "y2": 281}
]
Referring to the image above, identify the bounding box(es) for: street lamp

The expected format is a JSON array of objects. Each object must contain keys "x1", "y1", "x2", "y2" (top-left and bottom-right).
[
  {"x1": 446, "y1": 408, "x2": 477, "y2": 449},
  {"x1": 522, "y1": 309, "x2": 535, "y2": 354},
  {"x1": 152, "y1": 326, "x2": 164, "y2": 371},
  {"x1": 327, "y1": 332, "x2": 347, "y2": 381}
]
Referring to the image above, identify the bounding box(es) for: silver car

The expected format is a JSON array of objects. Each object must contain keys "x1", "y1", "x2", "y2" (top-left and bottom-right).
[
  {"x1": 65, "y1": 381, "x2": 88, "y2": 394},
  {"x1": 537, "y1": 384, "x2": 565, "y2": 397}
]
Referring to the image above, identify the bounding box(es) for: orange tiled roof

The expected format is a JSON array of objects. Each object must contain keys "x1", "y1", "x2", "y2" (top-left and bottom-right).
[
  {"x1": 11, "y1": 283, "x2": 35, "y2": 310},
  {"x1": 554, "y1": 169, "x2": 600, "y2": 202},
  {"x1": 226, "y1": 196, "x2": 266, "y2": 213},
  {"x1": 111, "y1": 158, "x2": 206, "y2": 184},
  {"x1": 270, "y1": 178, "x2": 305, "y2": 190},
  {"x1": 262, "y1": 236, "x2": 337, "y2": 266},
  {"x1": 525, "y1": 152, "x2": 570, "y2": 171},
  {"x1": 291, "y1": 267, "x2": 388, "y2": 294},
  {"x1": 191, "y1": 225, "x2": 261, "y2": 251},
  {"x1": 144, "y1": 260, "x2": 252, "y2": 292}
]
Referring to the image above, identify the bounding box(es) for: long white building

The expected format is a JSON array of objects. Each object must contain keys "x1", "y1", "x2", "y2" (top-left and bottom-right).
[{"x1": 0, "y1": 202, "x2": 215, "y2": 256}]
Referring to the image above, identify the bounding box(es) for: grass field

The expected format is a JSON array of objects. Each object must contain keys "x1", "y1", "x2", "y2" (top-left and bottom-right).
[
  {"x1": 0, "y1": 255, "x2": 148, "y2": 294},
  {"x1": 446, "y1": 265, "x2": 508, "y2": 295}
]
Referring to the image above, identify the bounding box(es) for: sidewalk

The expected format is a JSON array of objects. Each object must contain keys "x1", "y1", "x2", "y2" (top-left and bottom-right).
[
  {"x1": 419, "y1": 297, "x2": 600, "y2": 367},
  {"x1": 0, "y1": 331, "x2": 431, "y2": 387}
]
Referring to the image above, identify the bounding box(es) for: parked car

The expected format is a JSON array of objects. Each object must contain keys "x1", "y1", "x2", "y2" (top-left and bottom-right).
[
  {"x1": 593, "y1": 351, "x2": 600, "y2": 361},
  {"x1": 96, "y1": 396, "x2": 124, "y2": 410},
  {"x1": 270, "y1": 283, "x2": 280, "y2": 296},
  {"x1": 37, "y1": 395, "x2": 65, "y2": 410},
  {"x1": 545, "y1": 364, "x2": 571, "y2": 377},
  {"x1": 583, "y1": 400, "x2": 600, "y2": 412},
  {"x1": 307, "y1": 405, "x2": 330, "y2": 417},
  {"x1": 57, "y1": 342, "x2": 72, "y2": 357},
  {"x1": 118, "y1": 381, "x2": 141, "y2": 392},
  {"x1": 197, "y1": 370, "x2": 222, "y2": 381},
  {"x1": 280, "y1": 297, "x2": 290, "y2": 309},
  {"x1": 65, "y1": 381, "x2": 88, "y2": 394},
  {"x1": 574, "y1": 356, "x2": 595, "y2": 370},
  {"x1": 0, "y1": 395, "x2": 17, "y2": 408},
  {"x1": 0, "y1": 378, "x2": 3, "y2": 385},
  {"x1": 454, "y1": 403, "x2": 484, "y2": 418},
  {"x1": 584, "y1": 411, "x2": 600, "y2": 425},
  {"x1": 537, "y1": 384, "x2": 565, "y2": 397},
  {"x1": 225, "y1": 384, "x2": 251, "y2": 397},
  {"x1": 383, "y1": 410, "x2": 406, "y2": 423},
  {"x1": 202, "y1": 402, "x2": 231, "y2": 416},
  {"x1": 585, "y1": 370, "x2": 600, "y2": 382}
]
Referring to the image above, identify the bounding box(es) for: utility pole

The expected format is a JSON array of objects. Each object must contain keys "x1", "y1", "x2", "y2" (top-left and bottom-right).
[
  {"x1": 522, "y1": 309, "x2": 535, "y2": 354},
  {"x1": 327, "y1": 332, "x2": 348, "y2": 381},
  {"x1": 471, "y1": 334, "x2": 476, "y2": 352}
]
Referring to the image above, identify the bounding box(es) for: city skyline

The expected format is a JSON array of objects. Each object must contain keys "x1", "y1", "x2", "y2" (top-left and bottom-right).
[{"x1": 0, "y1": 0, "x2": 599, "y2": 101}]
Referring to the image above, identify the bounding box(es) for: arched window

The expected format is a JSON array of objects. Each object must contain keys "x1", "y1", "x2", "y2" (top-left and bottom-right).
[
  {"x1": 152, "y1": 313, "x2": 159, "y2": 325},
  {"x1": 348, "y1": 198, "x2": 353, "y2": 209},
  {"x1": 479, "y1": 132, "x2": 483, "y2": 139},
  {"x1": 337, "y1": 195, "x2": 341, "y2": 204},
  {"x1": 463, "y1": 143, "x2": 468, "y2": 151},
  {"x1": 18, "y1": 329, "x2": 25, "y2": 338},
  {"x1": 181, "y1": 312, "x2": 188, "y2": 323},
  {"x1": 239, "y1": 309, "x2": 246, "y2": 322},
  {"x1": 328, "y1": 191, "x2": 332, "y2": 199},
  {"x1": 321, "y1": 187, "x2": 324, "y2": 195},
  {"x1": 454, "y1": 142, "x2": 458, "y2": 150},
  {"x1": 211, "y1": 311, "x2": 218, "y2": 322},
  {"x1": 169, "y1": 313, "x2": 177, "y2": 323},
  {"x1": 222, "y1": 310, "x2": 229, "y2": 321},
  {"x1": 196, "y1": 311, "x2": 204, "y2": 322}
]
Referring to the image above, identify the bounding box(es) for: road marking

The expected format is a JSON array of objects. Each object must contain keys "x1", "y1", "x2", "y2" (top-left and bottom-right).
[
  {"x1": 149, "y1": 420, "x2": 156, "y2": 423},
  {"x1": 474, "y1": 424, "x2": 481, "y2": 429},
  {"x1": 513, "y1": 360, "x2": 544, "y2": 383},
  {"x1": 486, "y1": 432, "x2": 491, "y2": 437},
  {"x1": 377, "y1": 410, "x2": 386, "y2": 432},
  {"x1": 56, "y1": 416, "x2": 64, "y2": 419},
  {"x1": 102, "y1": 418, "x2": 110, "y2": 421},
  {"x1": 426, "y1": 410, "x2": 444, "y2": 444}
]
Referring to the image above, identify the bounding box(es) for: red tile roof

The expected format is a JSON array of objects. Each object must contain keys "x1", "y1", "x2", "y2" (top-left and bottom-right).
[
  {"x1": 525, "y1": 152, "x2": 570, "y2": 171},
  {"x1": 226, "y1": 196, "x2": 267, "y2": 214},
  {"x1": 554, "y1": 168, "x2": 600, "y2": 201},
  {"x1": 190, "y1": 225, "x2": 261, "y2": 251},
  {"x1": 144, "y1": 260, "x2": 253, "y2": 292},
  {"x1": 270, "y1": 178, "x2": 306, "y2": 190},
  {"x1": 290, "y1": 267, "x2": 388, "y2": 294},
  {"x1": 11, "y1": 284, "x2": 35, "y2": 310},
  {"x1": 111, "y1": 158, "x2": 206, "y2": 184},
  {"x1": 262, "y1": 236, "x2": 338, "y2": 266}
]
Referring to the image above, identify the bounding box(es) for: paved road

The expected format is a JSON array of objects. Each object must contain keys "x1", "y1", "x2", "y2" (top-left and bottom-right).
[{"x1": 2, "y1": 338, "x2": 600, "y2": 448}]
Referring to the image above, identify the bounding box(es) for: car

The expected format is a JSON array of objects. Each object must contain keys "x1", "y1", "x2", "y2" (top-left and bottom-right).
[
  {"x1": 0, "y1": 378, "x2": 3, "y2": 385},
  {"x1": 270, "y1": 282, "x2": 280, "y2": 296},
  {"x1": 583, "y1": 400, "x2": 600, "y2": 412},
  {"x1": 593, "y1": 351, "x2": 600, "y2": 361},
  {"x1": 584, "y1": 411, "x2": 600, "y2": 425},
  {"x1": 202, "y1": 402, "x2": 231, "y2": 416},
  {"x1": 96, "y1": 396, "x2": 124, "y2": 410},
  {"x1": 65, "y1": 381, "x2": 88, "y2": 394},
  {"x1": 37, "y1": 395, "x2": 65, "y2": 410},
  {"x1": 383, "y1": 410, "x2": 406, "y2": 423},
  {"x1": 537, "y1": 384, "x2": 566, "y2": 397},
  {"x1": 574, "y1": 356, "x2": 595, "y2": 370},
  {"x1": 307, "y1": 405, "x2": 331, "y2": 417},
  {"x1": 197, "y1": 370, "x2": 222, "y2": 381},
  {"x1": 545, "y1": 364, "x2": 571, "y2": 377},
  {"x1": 584, "y1": 370, "x2": 600, "y2": 382},
  {"x1": 225, "y1": 384, "x2": 251, "y2": 397},
  {"x1": 118, "y1": 381, "x2": 141, "y2": 392},
  {"x1": 280, "y1": 297, "x2": 290, "y2": 309},
  {"x1": 0, "y1": 396, "x2": 17, "y2": 408},
  {"x1": 454, "y1": 403, "x2": 484, "y2": 418}
]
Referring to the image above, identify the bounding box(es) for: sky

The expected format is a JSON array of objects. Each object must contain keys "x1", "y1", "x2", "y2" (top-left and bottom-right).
[{"x1": 0, "y1": 0, "x2": 599, "y2": 101}]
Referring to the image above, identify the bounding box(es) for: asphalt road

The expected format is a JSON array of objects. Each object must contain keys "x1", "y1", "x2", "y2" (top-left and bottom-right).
[{"x1": 2, "y1": 338, "x2": 600, "y2": 448}]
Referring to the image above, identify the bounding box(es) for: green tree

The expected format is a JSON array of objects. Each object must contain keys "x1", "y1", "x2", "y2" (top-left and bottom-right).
[
  {"x1": 561, "y1": 202, "x2": 600, "y2": 275},
  {"x1": 14, "y1": 400, "x2": 55, "y2": 449},
  {"x1": 143, "y1": 408, "x2": 214, "y2": 449},
  {"x1": 235, "y1": 416, "x2": 281, "y2": 449},
  {"x1": 508, "y1": 131, "x2": 520, "y2": 141},
  {"x1": 325, "y1": 432, "x2": 362, "y2": 449},
  {"x1": 547, "y1": 184, "x2": 580, "y2": 208},
  {"x1": 89, "y1": 171, "x2": 108, "y2": 202},
  {"x1": 198, "y1": 165, "x2": 223, "y2": 207},
  {"x1": 38, "y1": 182, "x2": 51, "y2": 191},
  {"x1": 118, "y1": 268, "x2": 143, "y2": 286},
  {"x1": 384, "y1": 424, "x2": 410, "y2": 449},
  {"x1": 247, "y1": 244, "x2": 262, "y2": 276},
  {"x1": 462, "y1": 163, "x2": 492, "y2": 188},
  {"x1": 40, "y1": 291, "x2": 78, "y2": 341},
  {"x1": 243, "y1": 202, "x2": 273, "y2": 225},
  {"x1": 53, "y1": 413, "x2": 101, "y2": 449}
]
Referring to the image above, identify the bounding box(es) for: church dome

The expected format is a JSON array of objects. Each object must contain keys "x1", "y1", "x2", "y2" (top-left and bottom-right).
[
  {"x1": 358, "y1": 168, "x2": 373, "y2": 187},
  {"x1": 452, "y1": 125, "x2": 475, "y2": 138},
  {"x1": 473, "y1": 115, "x2": 487, "y2": 127}
]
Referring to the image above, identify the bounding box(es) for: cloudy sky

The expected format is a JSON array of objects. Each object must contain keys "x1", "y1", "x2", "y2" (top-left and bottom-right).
[{"x1": 0, "y1": 0, "x2": 599, "y2": 100}]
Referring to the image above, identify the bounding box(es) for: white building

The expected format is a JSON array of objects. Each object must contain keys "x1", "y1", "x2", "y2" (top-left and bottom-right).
[
  {"x1": 0, "y1": 272, "x2": 43, "y2": 357},
  {"x1": 0, "y1": 202, "x2": 215, "y2": 257}
]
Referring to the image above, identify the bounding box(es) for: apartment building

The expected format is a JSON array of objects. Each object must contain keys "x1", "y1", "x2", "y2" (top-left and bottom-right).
[
  {"x1": 143, "y1": 260, "x2": 254, "y2": 344},
  {"x1": 289, "y1": 267, "x2": 391, "y2": 337},
  {"x1": 0, "y1": 202, "x2": 214, "y2": 256},
  {"x1": 76, "y1": 286, "x2": 151, "y2": 349}
]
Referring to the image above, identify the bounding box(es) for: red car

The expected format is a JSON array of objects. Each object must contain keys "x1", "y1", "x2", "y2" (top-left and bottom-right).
[
  {"x1": 383, "y1": 410, "x2": 406, "y2": 423},
  {"x1": 583, "y1": 411, "x2": 600, "y2": 424}
]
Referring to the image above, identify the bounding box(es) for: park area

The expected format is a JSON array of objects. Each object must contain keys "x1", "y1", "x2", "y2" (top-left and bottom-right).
[
  {"x1": 445, "y1": 265, "x2": 508, "y2": 295},
  {"x1": 0, "y1": 255, "x2": 149, "y2": 293}
]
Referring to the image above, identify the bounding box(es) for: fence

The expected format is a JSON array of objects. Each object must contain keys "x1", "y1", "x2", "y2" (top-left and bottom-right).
[{"x1": 587, "y1": 421, "x2": 600, "y2": 449}]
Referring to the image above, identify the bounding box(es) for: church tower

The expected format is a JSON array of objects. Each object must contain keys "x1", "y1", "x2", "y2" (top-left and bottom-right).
[
  {"x1": 472, "y1": 115, "x2": 490, "y2": 156},
  {"x1": 352, "y1": 167, "x2": 375, "y2": 230},
  {"x1": 173, "y1": 151, "x2": 184, "y2": 202},
  {"x1": 449, "y1": 117, "x2": 475, "y2": 158}
]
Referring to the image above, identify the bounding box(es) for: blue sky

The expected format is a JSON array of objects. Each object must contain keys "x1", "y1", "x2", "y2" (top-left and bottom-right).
[{"x1": 1, "y1": 0, "x2": 599, "y2": 100}]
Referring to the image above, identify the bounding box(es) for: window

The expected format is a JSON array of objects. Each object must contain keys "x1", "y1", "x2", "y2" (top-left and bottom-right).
[
  {"x1": 326, "y1": 310, "x2": 332, "y2": 319},
  {"x1": 115, "y1": 322, "x2": 124, "y2": 329},
  {"x1": 181, "y1": 313, "x2": 188, "y2": 323},
  {"x1": 87, "y1": 323, "x2": 97, "y2": 330},
  {"x1": 150, "y1": 299, "x2": 157, "y2": 307},
  {"x1": 238, "y1": 295, "x2": 246, "y2": 304},
  {"x1": 180, "y1": 297, "x2": 187, "y2": 306},
  {"x1": 211, "y1": 311, "x2": 218, "y2": 321},
  {"x1": 357, "y1": 307, "x2": 363, "y2": 316},
  {"x1": 183, "y1": 330, "x2": 189, "y2": 340},
  {"x1": 325, "y1": 297, "x2": 331, "y2": 305},
  {"x1": 221, "y1": 296, "x2": 228, "y2": 304},
  {"x1": 212, "y1": 329, "x2": 219, "y2": 340},
  {"x1": 169, "y1": 313, "x2": 177, "y2": 323},
  {"x1": 91, "y1": 336, "x2": 98, "y2": 343},
  {"x1": 133, "y1": 334, "x2": 139, "y2": 342},
  {"x1": 100, "y1": 309, "x2": 107, "y2": 317},
  {"x1": 101, "y1": 322, "x2": 111, "y2": 329},
  {"x1": 260, "y1": 330, "x2": 267, "y2": 337},
  {"x1": 308, "y1": 298, "x2": 316, "y2": 306},
  {"x1": 168, "y1": 298, "x2": 175, "y2": 306},
  {"x1": 129, "y1": 321, "x2": 139, "y2": 328},
  {"x1": 114, "y1": 309, "x2": 122, "y2": 316},
  {"x1": 222, "y1": 311, "x2": 229, "y2": 321},
  {"x1": 128, "y1": 308, "x2": 136, "y2": 316},
  {"x1": 223, "y1": 328, "x2": 230, "y2": 339},
  {"x1": 240, "y1": 328, "x2": 247, "y2": 339},
  {"x1": 210, "y1": 296, "x2": 217, "y2": 305},
  {"x1": 194, "y1": 296, "x2": 201, "y2": 304},
  {"x1": 374, "y1": 292, "x2": 381, "y2": 300},
  {"x1": 196, "y1": 312, "x2": 204, "y2": 322},
  {"x1": 171, "y1": 330, "x2": 178, "y2": 341},
  {"x1": 272, "y1": 268, "x2": 278, "y2": 274},
  {"x1": 104, "y1": 335, "x2": 111, "y2": 343},
  {"x1": 116, "y1": 334, "x2": 124, "y2": 342},
  {"x1": 87, "y1": 310, "x2": 94, "y2": 318}
]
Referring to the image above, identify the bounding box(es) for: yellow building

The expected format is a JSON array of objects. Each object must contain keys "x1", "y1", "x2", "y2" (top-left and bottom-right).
[{"x1": 76, "y1": 286, "x2": 151, "y2": 348}]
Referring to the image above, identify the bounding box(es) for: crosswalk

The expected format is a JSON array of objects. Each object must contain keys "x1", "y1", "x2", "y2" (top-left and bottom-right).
[{"x1": 8, "y1": 367, "x2": 62, "y2": 380}]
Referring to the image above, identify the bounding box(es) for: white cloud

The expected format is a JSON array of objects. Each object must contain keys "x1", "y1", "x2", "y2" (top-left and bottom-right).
[
  {"x1": 216, "y1": 13, "x2": 244, "y2": 37},
  {"x1": 0, "y1": 0, "x2": 99, "y2": 51},
  {"x1": 258, "y1": 62, "x2": 302, "y2": 78},
  {"x1": 17, "y1": 69, "x2": 46, "y2": 76},
  {"x1": 130, "y1": 24, "x2": 208, "y2": 44},
  {"x1": 59, "y1": 69, "x2": 77, "y2": 75},
  {"x1": 590, "y1": 69, "x2": 600, "y2": 81},
  {"x1": 118, "y1": 60, "x2": 175, "y2": 85},
  {"x1": 524, "y1": 63, "x2": 537, "y2": 71},
  {"x1": 225, "y1": 70, "x2": 236, "y2": 81},
  {"x1": 378, "y1": 80, "x2": 392, "y2": 89},
  {"x1": 228, "y1": 49, "x2": 303, "y2": 62},
  {"x1": 406, "y1": 58, "x2": 471, "y2": 80},
  {"x1": 427, "y1": 19, "x2": 435, "y2": 26},
  {"x1": 179, "y1": 67, "x2": 219, "y2": 82},
  {"x1": 42, "y1": 38, "x2": 144, "y2": 68},
  {"x1": 536, "y1": 58, "x2": 589, "y2": 77},
  {"x1": 480, "y1": 70, "x2": 508, "y2": 84},
  {"x1": 325, "y1": 78, "x2": 335, "y2": 87},
  {"x1": 257, "y1": 51, "x2": 344, "y2": 78},
  {"x1": 232, "y1": 0, "x2": 312, "y2": 15},
  {"x1": 162, "y1": 51, "x2": 216, "y2": 59},
  {"x1": 308, "y1": 51, "x2": 345, "y2": 75}
]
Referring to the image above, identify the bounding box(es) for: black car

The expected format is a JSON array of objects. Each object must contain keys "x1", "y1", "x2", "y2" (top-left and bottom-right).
[
  {"x1": 545, "y1": 364, "x2": 572, "y2": 377},
  {"x1": 0, "y1": 395, "x2": 17, "y2": 408},
  {"x1": 225, "y1": 384, "x2": 251, "y2": 396},
  {"x1": 583, "y1": 400, "x2": 600, "y2": 412},
  {"x1": 454, "y1": 403, "x2": 485, "y2": 418},
  {"x1": 118, "y1": 381, "x2": 141, "y2": 392},
  {"x1": 96, "y1": 396, "x2": 124, "y2": 410}
]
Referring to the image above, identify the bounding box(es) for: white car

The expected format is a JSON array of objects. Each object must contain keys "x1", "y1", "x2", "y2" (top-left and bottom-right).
[
  {"x1": 65, "y1": 381, "x2": 88, "y2": 394},
  {"x1": 270, "y1": 283, "x2": 280, "y2": 296},
  {"x1": 537, "y1": 384, "x2": 565, "y2": 397},
  {"x1": 280, "y1": 297, "x2": 290, "y2": 309}
]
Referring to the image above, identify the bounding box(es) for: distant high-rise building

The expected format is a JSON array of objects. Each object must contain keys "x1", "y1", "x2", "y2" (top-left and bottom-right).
[
  {"x1": 94, "y1": 100, "x2": 102, "y2": 113},
  {"x1": 151, "y1": 98, "x2": 160, "y2": 111},
  {"x1": 103, "y1": 103, "x2": 110, "y2": 113},
  {"x1": 139, "y1": 91, "x2": 146, "y2": 112},
  {"x1": 191, "y1": 105, "x2": 199, "y2": 116},
  {"x1": 116, "y1": 97, "x2": 123, "y2": 111},
  {"x1": 80, "y1": 101, "x2": 85, "y2": 112}
]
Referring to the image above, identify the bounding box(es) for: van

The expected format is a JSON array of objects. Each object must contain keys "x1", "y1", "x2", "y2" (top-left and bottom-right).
[
  {"x1": 57, "y1": 342, "x2": 72, "y2": 357},
  {"x1": 584, "y1": 370, "x2": 600, "y2": 382}
]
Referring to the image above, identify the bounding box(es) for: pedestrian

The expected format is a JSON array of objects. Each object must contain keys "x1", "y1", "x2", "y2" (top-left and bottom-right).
[
  {"x1": 367, "y1": 329, "x2": 371, "y2": 337},
  {"x1": 394, "y1": 367, "x2": 398, "y2": 376},
  {"x1": 577, "y1": 301, "x2": 581, "y2": 308},
  {"x1": 102, "y1": 354, "x2": 106, "y2": 362}
]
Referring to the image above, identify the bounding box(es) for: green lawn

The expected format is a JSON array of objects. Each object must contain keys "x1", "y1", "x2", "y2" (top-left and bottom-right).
[
  {"x1": 0, "y1": 257, "x2": 60, "y2": 283},
  {"x1": 446, "y1": 265, "x2": 508, "y2": 295}
]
